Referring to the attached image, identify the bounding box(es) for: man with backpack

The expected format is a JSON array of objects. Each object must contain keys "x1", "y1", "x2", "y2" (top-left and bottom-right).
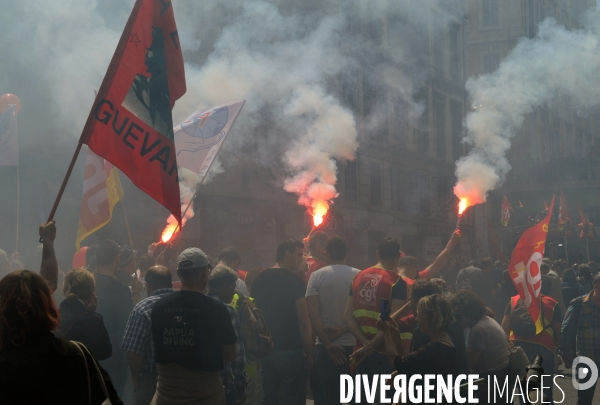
[
  {"x1": 501, "y1": 277, "x2": 561, "y2": 403},
  {"x1": 559, "y1": 273, "x2": 600, "y2": 405}
]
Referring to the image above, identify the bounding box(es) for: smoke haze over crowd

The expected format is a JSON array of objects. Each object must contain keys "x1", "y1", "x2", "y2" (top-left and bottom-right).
[{"x1": 455, "y1": 11, "x2": 600, "y2": 205}]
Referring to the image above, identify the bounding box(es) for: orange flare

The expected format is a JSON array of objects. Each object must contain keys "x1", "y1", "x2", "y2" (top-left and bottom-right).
[
  {"x1": 458, "y1": 199, "x2": 468, "y2": 215},
  {"x1": 161, "y1": 222, "x2": 179, "y2": 243},
  {"x1": 312, "y1": 201, "x2": 328, "y2": 227}
]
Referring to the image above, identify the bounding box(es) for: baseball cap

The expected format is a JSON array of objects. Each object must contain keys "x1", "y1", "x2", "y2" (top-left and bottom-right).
[{"x1": 178, "y1": 247, "x2": 210, "y2": 270}]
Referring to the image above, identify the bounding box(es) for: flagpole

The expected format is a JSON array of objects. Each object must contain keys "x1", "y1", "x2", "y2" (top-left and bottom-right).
[
  {"x1": 120, "y1": 198, "x2": 136, "y2": 269},
  {"x1": 586, "y1": 238, "x2": 590, "y2": 262},
  {"x1": 158, "y1": 164, "x2": 214, "y2": 256},
  {"x1": 15, "y1": 110, "x2": 20, "y2": 254},
  {"x1": 40, "y1": 142, "x2": 84, "y2": 242}
]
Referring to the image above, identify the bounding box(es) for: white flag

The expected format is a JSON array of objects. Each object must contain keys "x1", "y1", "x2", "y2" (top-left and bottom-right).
[
  {"x1": 174, "y1": 100, "x2": 245, "y2": 176},
  {"x1": 0, "y1": 104, "x2": 18, "y2": 166}
]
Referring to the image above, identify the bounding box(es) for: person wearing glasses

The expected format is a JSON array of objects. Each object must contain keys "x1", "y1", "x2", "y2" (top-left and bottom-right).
[
  {"x1": 150, "y1": 248, "x2": 237, "y2": 405},
  {"x1": 377, "y1": 294, "x2": 458, "y2": 379}
]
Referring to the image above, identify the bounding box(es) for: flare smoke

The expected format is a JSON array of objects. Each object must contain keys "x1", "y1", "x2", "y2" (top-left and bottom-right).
[{"x1": 455, "y1": 15, "x2": 600, "y2": 204}]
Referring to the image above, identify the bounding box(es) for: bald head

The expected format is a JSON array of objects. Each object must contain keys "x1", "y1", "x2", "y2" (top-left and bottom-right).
[{"x1": 145, "y1": 265, "x2": 172, "y2": 294}]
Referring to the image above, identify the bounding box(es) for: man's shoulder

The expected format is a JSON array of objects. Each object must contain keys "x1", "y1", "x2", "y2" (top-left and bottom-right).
[{"x1": 134, "y1": 292, "x2": 170, "y2": 313}]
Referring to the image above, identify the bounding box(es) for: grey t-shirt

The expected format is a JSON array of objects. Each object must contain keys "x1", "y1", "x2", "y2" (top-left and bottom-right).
[
  {"x1": 467, "y1": 316, "x2": 509, "y2": 373},
  {"x1": 306, "y1": 264, "x2": 360, "y2": 347}
]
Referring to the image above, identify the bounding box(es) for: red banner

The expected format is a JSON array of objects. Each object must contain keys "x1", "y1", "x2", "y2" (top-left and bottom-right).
[
  {"x1": 79, "y1": 0, "x2": 186, "y2": 224},
  {"x1": 558, "y1": 190, "x2": 572, "y2": 234},
  {"x1": 578, "y1": 201, "x2": 596, "y2": 239},
  {"x1": 508, "y1": 195, "x2": 554, "y2": 334},
  {"x1": 501, "y1": 195, "x2": 512, "y2": 227}
]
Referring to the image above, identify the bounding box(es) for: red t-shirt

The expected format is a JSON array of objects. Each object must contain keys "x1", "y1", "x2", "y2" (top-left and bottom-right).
[{"x1": 237, "y1": 270, "x2": 247, "y2": 282}]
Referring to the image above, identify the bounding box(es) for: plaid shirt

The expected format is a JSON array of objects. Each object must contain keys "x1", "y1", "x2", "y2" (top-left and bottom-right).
[
  {"x1": 120, "y1": 288, "x2": 173, "y2": 373},
  {"x1": 559, "y1": 292, "x2": 600, "y2": 364},
  {"x1": 208, "y1": 293, "x2": 248, "y2": 394}
]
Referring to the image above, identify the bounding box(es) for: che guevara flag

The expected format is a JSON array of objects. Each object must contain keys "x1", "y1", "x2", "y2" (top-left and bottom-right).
[
  {"x1": 79, "y1": 0, "x2": 186, "y2": 224},
  {"x1": 76, "y1": 148, "x2": 124, "y2": 250},
  {"x1": 508, "y1": 195, "x2": 554, "y2": 334}
]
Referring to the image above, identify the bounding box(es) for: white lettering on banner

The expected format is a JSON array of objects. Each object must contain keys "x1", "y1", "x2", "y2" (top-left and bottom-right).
[
  {"x1": 493, "y1": 374, "x2": 509, "y2": 403},
  {"x1": 363, "y1": 374, "x2": 378, "y2": 403},
  {"x1": 513, "y1": 251, "x2": 543, "y2": 306},
  {"x1": 468, "y1": 375, "x2": 479, "y2": 403},
  {"x1": 554, "y1": 375, "x2": 566, "y2": 403},
  {"x1": 437, "y1": 375, "x2": 453, "y2": 403}
]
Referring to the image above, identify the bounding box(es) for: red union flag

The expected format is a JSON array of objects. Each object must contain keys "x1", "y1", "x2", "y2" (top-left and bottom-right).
[
  {"x1": 558, "y1": 190, "x2": 572, "y2": 232},
  {"x1": 76, "y1": 148, "x2": 124, "y2": 249},
  {"x1": 501, "y1": 195, "x2": 512, "y2": 227},
  {"x1": 508, "y1": 195, "x2": 554, "y2": 334},
  {"x1": 80, "y1": 0, "x2": 186, "y2": 224}
]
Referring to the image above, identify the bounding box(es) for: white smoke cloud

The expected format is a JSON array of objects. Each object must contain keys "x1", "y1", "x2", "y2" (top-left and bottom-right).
[{"x1": 455, "y1": 16, "x2": 600, "y2": 204}]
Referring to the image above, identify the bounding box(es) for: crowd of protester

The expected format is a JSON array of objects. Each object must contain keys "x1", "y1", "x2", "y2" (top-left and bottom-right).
[{"x1": 0, "y1": 222, "x2": 599, "y2": 404}]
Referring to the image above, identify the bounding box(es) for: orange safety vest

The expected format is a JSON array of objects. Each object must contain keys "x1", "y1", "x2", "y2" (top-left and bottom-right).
[
  {"x1": 352, "y1": 266, "x2": 407, "y2": 352},
  {"x1": 509, "y1": 295, "x2": 557, "y2": 352}
]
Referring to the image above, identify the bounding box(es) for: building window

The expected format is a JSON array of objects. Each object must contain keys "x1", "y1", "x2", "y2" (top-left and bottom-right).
[
  {"x1": 482, "y1": 0, "x2": 500, "y2": 27},
  {"x1": 344, "y1": 161, "x2": 358, "y2": 202},
  {"x1": 483, "y1": 52, "x2": 501, "y2": 73},
  {"x1": 370, "y1": 163, "x2": 383, "y2": 207},
  {"x1": 450, "y1": 100, "x2": 463, "y2": 161},
  {"x1": 391, "y1": 167, "x2": 405, "y2": 212},
  {"x1": 407, "y1": 170, "x2": 429, "y2": 215},
  {"x1": 449, "y1": 25, "x2": 460, "y2": 81},
  {"x1": 434, "y1": 92, "x2": 447, "y2": 160}
]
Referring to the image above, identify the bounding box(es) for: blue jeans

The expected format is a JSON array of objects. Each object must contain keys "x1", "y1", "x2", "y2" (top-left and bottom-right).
[
  {"x1": 310, "y1": 345, "x2": 353, "y2": 405},
  {"x1": 261, "y1": 349, "x2": 306, "y2": 405}
]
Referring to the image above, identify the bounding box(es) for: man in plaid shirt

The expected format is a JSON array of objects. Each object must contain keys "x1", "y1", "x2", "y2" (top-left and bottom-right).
[
  {"x1": 121, "y1": 266, "x2": 173, "y2": 405},
  {"x1": 559, "y1": 273, "x2": 600, "y2": 405},
  {"x1": 208, "y1": 265, "x2": 248, "y2": 405}
]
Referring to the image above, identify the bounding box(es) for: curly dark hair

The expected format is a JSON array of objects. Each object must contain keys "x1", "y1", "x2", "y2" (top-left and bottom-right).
[
  {"x1": 449, "y1": 290, "x2": 486, "y2": 321},
  {"x1": 0, "y1": 270, "x2": 59, "y2": 349}
]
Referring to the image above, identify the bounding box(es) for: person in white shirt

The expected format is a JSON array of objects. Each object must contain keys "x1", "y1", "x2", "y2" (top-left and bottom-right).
[{"x1": 306, "y1": 236, "x2": 360, "y2": 405}]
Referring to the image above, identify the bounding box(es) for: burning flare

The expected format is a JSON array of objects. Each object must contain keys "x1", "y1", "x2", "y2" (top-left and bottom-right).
[
  {"x1": 458, "y1": 199, "x2": 468, "y2": 216},
  {"x1": 312, "y1": 200, "x2": 329, "y2": 227},
  {"x1": 161, "y1": 221, "x2": 179, "y2": 243},
  {"x1": 160, "y1": 208, "x2": 195, "y2": 243}
]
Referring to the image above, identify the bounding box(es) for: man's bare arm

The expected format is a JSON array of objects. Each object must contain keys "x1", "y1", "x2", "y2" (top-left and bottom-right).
[
  {"x1": 126, "y1": 352, "x2": 143, "y2": 389},
  {"x1": 39, "y1": 221, "x2": 58, "y2": 293},
  {"x1": 424, "y1": 230, "x2": 461, "y2": 278},
  {"x1": 343, "y1": 297, "x2": 369, "y2": 346}
]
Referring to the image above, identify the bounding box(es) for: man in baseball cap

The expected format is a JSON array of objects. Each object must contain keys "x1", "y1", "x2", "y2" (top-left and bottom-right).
[{"x1": 151, "y1": 247, "x2": 237, "y2": 404}]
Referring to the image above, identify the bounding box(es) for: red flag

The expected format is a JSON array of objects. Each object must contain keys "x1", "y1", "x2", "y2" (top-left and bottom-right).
[
  {"x1": 578, "y1": 201, "x2": 596, "y2": 239},
  {"x1": 508, "y1": 195, "x2": 554, "y2": 334},
  {"x1": 519, "y1": 200, "x2": 524, "y2": 208},
  {"x1": 80, "y1": 0, "x2": 186, "y2": 224},
  {"x1": 558, "y1": 190, "x2": 572, "y2": 235},
  {"x1": 501, "y1": 195, "x2": 512, "y2": 227}
]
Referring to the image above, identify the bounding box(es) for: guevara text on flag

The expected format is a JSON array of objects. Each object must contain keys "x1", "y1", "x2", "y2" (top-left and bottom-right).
[
  {"x1": 508, "y1": 195, "x2": 555, "y2": 334},
  {"x1": 76, "y1": 148, "x2": 124, "y2": 249},
  {"x1": 79, "y1": 0, "x2": 186, "y2": 224}
]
